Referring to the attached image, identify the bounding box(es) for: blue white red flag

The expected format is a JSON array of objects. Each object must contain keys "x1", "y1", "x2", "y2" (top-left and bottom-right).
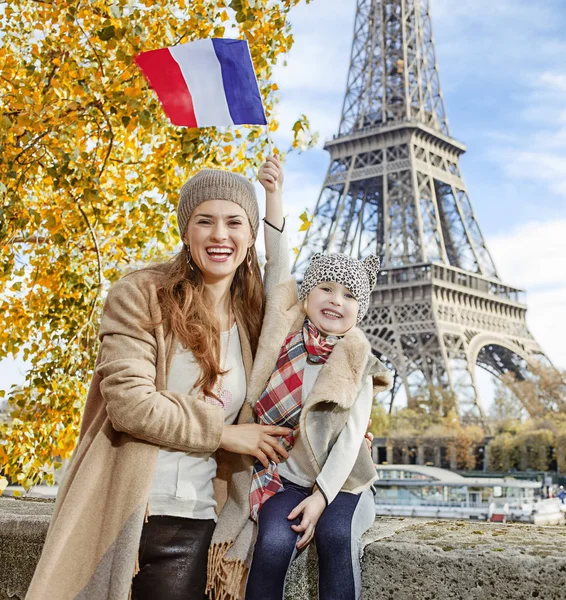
[{"x1": 135, "y1": 38, "x2": 267, "y2": 128}]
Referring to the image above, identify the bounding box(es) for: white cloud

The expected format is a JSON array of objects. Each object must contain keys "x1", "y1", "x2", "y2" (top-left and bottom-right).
[
  {"x1": 489, "y1": 219, "x2": 566, "y2": 289},
  {"x1": 487, "y1": 220, "x2": 566, "y2": 369},
  {"x1": 495, "y1": 149, "x2": 566, "y2": 197},
  {"x1": 273, "y1": 95, "x2": 340, "y2": 148},
  {"x1": 536, "y1": 72, "x2": 566, "y2": 94},
  {"x1": 487, "y1": 68, "x2": 566, "y2": 198},
  {"x1": 270, "y1": 0, "x2": 352, "y2": 148},
  {"x1": 273, "y1": 38, "x2": 350, "y2": 96}
]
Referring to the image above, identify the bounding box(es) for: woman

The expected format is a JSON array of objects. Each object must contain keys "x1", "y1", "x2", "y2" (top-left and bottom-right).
[{"x1": 26, "y1": 157, "x2": 290, "y2": 600}]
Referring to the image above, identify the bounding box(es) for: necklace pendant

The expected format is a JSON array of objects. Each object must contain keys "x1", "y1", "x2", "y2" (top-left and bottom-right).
[
  {"x1": 219, "y1": 389, "x2": 233, "y2": 408},
  {"x1": 205, "y1": 395, "x2": 224, "y2": 408}
]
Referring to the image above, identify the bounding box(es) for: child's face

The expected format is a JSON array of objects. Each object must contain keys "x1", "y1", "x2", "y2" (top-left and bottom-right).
[{"x1": 305, "y1": 282, "x2": 359, "y2": 336}]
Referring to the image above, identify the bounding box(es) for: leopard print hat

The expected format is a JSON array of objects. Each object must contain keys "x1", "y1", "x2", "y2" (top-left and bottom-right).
[{"x1": 299, "y1": 253, "x2": 380, "y2": 322}]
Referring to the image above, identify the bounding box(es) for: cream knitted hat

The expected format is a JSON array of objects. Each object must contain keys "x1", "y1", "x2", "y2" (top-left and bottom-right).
[
  {"x1": 177, "y1": 169, "x2": 259, "y2": 239},
  {"x1": 299, "y1": 253, "x2": 381, "y2": 322}
]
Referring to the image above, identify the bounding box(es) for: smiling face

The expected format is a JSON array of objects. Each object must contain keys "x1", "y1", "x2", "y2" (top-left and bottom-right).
[
  {"x1": 182, "y1": 199, "x2": 254, "y2": 284},
  {"x1": 305, "y1": 281, "x2": 359, "y2": 336}
]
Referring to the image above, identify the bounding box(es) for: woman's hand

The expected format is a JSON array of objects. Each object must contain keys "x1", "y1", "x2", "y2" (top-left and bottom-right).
[
  {"x1": 288, "y1": 490, "x2": 327, "y2": 550},
  {"x1": 219, "y1": 424, "x2": 291, "y2": 468},
  {"x1": 258, "y1": 154, "x2": 284, "y2": 194}
]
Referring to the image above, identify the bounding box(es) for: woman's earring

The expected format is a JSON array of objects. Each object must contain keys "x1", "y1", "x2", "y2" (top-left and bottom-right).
[
  {"x1": 303, "y1": 297, "x2": 308, "y2": 314},
  {"x1": 187, "y1": 246, "x2": 194, "y2": 272},
  {"x1": 246, "y1": 250, "x2": 253, "y2": 271}
]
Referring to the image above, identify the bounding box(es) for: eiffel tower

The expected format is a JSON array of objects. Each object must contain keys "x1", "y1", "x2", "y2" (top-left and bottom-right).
[{"x1": 292, "y1": 0, "x2": 547, "y2": 423}]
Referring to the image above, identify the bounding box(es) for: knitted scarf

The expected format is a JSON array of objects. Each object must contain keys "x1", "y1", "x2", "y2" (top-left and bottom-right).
[{"x1": 249, "y1": 319, "x2": 335, "y2": 521}]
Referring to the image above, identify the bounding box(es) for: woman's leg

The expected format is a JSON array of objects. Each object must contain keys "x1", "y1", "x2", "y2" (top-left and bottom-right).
[
  {"x1": 245, "y1": 480, "x2": 310, "y2": 600},
  {"x1": 131, "y1": 515, "x2": 216, "y2": 600},
  {"x1": 314, "y1": 490, "x2": 375, "y2": 600}
]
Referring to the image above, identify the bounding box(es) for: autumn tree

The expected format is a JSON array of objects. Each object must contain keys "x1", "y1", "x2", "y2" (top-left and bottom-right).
[
  {"x1": 0, "y1": 0, "x2": 313, "y2": 490},
  {"x1": 489, "y1": 374, "x2": 527, "y2": 427},
  {"x1": 486, "y1": 432, "x2": 518, "y2": 472},
  {"x1": 408, "y1": 384, "x2": 457, "y2": 420},
  {"x1": 446, "y1": 423, "x2": 484, "y2": 470},
  {"x1": 368, "y1": 402, "x2": 390, "y2": 438},
  {"x1": 502, "y1": 365, "x2": 566, "y2": 418}
]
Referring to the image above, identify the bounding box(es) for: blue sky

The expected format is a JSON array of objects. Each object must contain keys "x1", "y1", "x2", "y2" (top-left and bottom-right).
[
  {"x1": 1, "y1": 0, "x2": 565, "y2": 411},
  {"x1": 270, "y1": 0, "x2": 566, "y2": 382}
]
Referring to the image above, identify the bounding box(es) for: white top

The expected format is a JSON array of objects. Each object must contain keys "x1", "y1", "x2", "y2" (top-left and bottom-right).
[
  {"x1": 278, "y1": 364, "x2": 373, "y2": 505},
  {"x1": 148, "y1": 322, "x2": 245, "y2": 521}
]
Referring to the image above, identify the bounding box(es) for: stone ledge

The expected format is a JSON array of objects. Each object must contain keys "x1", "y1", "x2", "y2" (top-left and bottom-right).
[
  {"x1": 0, "y1": 497, "x2": 53, "y2": 600},
  {"x1": 360, "y1": 519, "x2": 566, "y2": 599},
  {"x1": 1, "y1": 498, "x2": 565, "y2": 599}
]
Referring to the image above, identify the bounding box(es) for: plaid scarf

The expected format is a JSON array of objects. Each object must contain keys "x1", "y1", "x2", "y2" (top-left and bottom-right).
[{"x1": 249, "y1": 319, "x2": 336, "y2": 521}]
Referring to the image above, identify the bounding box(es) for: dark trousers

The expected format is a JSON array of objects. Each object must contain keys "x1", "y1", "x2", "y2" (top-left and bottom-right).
[
  {"x1": 246, "y1": 478, "x2": 372, "y2": 600},
  {"x1": 131, "y1": 515, "x2": 215, "y2": 600}
]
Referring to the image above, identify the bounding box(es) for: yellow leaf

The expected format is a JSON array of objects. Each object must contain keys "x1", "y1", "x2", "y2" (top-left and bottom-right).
[{"x1": 298, "y1": 209, "x2": 313, "y2": 231}]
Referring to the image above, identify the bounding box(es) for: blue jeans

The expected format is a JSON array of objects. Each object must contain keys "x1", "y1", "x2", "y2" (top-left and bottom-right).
[{"x1": 245, "y1": 478, "x2": 375, "y2": 600}]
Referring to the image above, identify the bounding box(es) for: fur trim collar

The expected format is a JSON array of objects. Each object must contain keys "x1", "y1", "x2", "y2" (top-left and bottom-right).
[
  {"x1": 303, "y1": 326, "x2": 370, "y2": 410},
  {"x1": 246, "y1": 278, "x2": 302, "y2": 406}
]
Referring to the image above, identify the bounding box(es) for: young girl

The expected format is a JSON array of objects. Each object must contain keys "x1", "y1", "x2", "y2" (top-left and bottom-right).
[{"x1": 207, "y1": 164, "x2": 392, "y2": 600}]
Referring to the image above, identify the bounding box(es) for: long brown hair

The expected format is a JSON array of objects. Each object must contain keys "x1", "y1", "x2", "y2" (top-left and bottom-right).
[{"x1": 154, "y1": 244, "x2": 264, "y2": 399}]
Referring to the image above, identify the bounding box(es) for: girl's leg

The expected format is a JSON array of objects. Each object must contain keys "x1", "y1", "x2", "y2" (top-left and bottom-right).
[
  {"x1": 314, "y1": 490, "x2": 375, "y2": 600},
  {"x1": 131, "y1": 515, "x2": 215, "y2": 600},
  {"x1": 245, "y1": 480, "x2": 310, "y2": 600}
]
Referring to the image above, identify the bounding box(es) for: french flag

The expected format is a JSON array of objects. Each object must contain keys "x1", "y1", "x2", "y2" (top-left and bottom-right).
[{"x1": 135, "y1": 38, "x2": 267, "y2": 128}]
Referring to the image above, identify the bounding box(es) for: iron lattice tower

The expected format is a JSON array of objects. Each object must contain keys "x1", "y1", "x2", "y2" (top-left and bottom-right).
[{"x1": 292, "y1": 0, "x2": 547, "y2": 422}]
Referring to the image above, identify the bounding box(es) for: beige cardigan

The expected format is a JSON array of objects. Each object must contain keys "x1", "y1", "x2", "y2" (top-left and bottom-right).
[
  {"x1": 25, "y1": 268, "x2": 255, "y2": 600},
  {"x1": 207, "y1": 277, "x2": 392, "y2": 600}
]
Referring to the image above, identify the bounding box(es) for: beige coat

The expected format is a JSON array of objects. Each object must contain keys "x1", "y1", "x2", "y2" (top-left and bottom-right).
[
  {"x1": 26, "y1": 268, "x2": 255, "y2": 600},
  {"x1": 207, "y1": 277, "x2": 392, "y2": 600}
]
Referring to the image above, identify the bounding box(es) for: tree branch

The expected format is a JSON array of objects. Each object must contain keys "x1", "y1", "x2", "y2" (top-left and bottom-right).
[
  {"x1": 75, "y1": 200, "x2": 103, "y2": 323},
  {"x1": 74, "y1": 17, "x2": 106, "y2": 79},
  {"x1": 10, "y1": 237, "x2": 49, "y2": 244},
  {"x1": 89, "y1": 100, "x2": 114, "y2": 178},
  {"x1": 42, "y1": 61, "x2": 60, "y2": 95}
]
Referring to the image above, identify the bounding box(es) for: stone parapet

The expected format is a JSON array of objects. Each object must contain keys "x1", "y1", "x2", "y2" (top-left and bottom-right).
[
  {"x1": 1, "y1": 497, "x2": 565, "y2": 599},
  {"x1": 0, "y1": 497, "x2": 53, "y2": 600}
]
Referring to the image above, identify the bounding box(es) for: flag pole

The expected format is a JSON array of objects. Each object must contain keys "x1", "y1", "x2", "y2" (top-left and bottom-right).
[
  {"x1": 266, "y1": 125, "x2": 278, "y2": 190},
  {"x1": 266, "y1": 127, "x2": 274, "y2": 156}
]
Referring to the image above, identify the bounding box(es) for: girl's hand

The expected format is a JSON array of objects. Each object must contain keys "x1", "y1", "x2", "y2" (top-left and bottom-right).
[
  {"x1": 258, "y1": 154, "x2": 283, "y2": 194},
  {"x1": 219, "y1": 423, "x2": 291, "y2": 468},
  {"x1": 288, "y1": 490, "x2": 327, "y2": 550},
  {"x1": 365, "y1": 418, "x2": 374, "y2": 452}
]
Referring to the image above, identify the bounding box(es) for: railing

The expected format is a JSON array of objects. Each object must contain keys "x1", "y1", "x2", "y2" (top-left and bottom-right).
[
  {"x1": 326, "y1": 119, "x2": 466, "y2": 153},
  {"x1": 374, "y1": 499, "x2": 488, "y2": 508},
  {"x1": 373, "y1": 263, "x2": 525, "y2": 303}
]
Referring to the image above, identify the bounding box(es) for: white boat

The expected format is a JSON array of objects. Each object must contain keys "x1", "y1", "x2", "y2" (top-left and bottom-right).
[{"x1": 373, "y1": 465, "x2": 564, "y2": 525}]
